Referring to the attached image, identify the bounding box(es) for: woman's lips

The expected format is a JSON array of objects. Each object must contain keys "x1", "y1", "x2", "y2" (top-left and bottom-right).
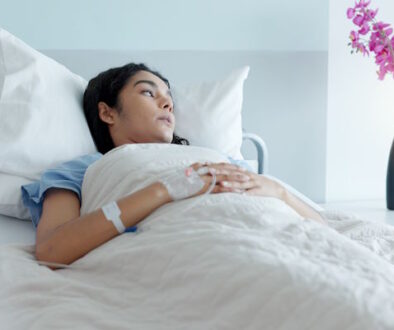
[
  {"x1": 158, "y1": 118, "x2": 172, "y2": 126},
  {"x1": 157, "y1": 116, "x2": 173, "y2": 126}
]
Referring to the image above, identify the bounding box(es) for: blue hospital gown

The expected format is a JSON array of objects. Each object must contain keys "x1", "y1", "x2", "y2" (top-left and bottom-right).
[{"x1": 21, "y1": 151, "x2": 253, "y2": 231}]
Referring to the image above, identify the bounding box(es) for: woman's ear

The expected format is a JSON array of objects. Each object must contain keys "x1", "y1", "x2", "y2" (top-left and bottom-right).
[{"x1": 98, "y1": 101, "x2": 117, "y2": 125}]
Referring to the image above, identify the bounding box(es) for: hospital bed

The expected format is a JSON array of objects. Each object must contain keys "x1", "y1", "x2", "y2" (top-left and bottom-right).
[{"x1": 2, "y1": 41, "x2": 394, "y2": 329}]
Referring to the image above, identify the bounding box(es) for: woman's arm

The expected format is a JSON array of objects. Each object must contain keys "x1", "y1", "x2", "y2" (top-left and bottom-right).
[
  {"x1": 36, "y1": 182, "x2": 172, "y2": 269},
  {"x1": 278, "y1": 188, "x2": 326, "y2": 225},
  {"x1": 241, "y1": 174, "x2": 326, "y2": 225},
  {"x1": 36, "y1": 162, "x2": 233, "y2": 269}
]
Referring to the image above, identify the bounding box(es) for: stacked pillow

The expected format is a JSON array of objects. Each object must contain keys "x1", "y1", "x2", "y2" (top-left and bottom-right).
[
  {"x1": 0, "y1": 28, "x2": 249, "y2": 220},
  {"x1": 172, "y1": 66, "x2": 248, "y2": 160}
]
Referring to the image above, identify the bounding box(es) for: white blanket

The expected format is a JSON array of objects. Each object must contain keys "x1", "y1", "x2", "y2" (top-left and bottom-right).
[{"x1": 1, "y1": 143, "x2": 394, "y2": 329}]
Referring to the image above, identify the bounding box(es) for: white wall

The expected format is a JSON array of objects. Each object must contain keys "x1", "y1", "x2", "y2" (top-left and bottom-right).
[
  {"x1": 0, "y1": 0, "x2": 327, "y2": 51},
  {"x1": 327, "y1": 0, "x2": 394, "y2": 202}
]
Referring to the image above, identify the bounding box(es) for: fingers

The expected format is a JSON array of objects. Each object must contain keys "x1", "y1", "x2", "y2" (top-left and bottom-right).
[
  {"x1": 202, "y1": 172, "x2": 253, "y2": 188},
  {"x1": 190, "y1": 162, "x2": 205, "y2": 171},
  {"x1": 197, "y1": 172, "x2": 252, "y2": 194},
  {"x1": 210, "y1": 184, "x2": 245, "y2": 194},
  {"x1": 208, "y1": 162, "x2": 247, "y2": 173},
  {"x1": 190, "y1": 161, "x2": 247, "y2": 174},
  {"x1": 212, "y1": 185, "x2": 248, "y2": 194},
  {"x1": 209, "y1": 174, "x2": 256, "y2": 194},
  {"x1": 189, "y1": 162, "x2": 254, "y2": 196},
  {"x1": 219, "y1": 178, "x2": 256, "y2": 190}
]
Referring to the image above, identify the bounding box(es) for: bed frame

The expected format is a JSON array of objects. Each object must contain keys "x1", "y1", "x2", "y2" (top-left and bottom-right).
[{"x1": 242, "y1": 131, "x2": 268, "y2": 174}]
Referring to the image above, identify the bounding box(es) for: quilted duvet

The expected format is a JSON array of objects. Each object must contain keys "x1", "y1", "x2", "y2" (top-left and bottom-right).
[{"x1": 1, "y1": 144, "x2": 394, "y2": 329}]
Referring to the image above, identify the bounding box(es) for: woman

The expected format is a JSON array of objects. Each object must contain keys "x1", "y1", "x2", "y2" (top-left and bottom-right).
[{"x1": 23, "y1": 63, "x2": 325, "y2": 269}]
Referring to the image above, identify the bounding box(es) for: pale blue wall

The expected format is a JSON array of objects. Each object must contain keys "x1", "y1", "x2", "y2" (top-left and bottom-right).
[
  {"x1": 0, "y1": 0, "x2": 328, "y2": 51},
  {"x1": 0, "y1": 0, "x2": 329, "y2": 202}
]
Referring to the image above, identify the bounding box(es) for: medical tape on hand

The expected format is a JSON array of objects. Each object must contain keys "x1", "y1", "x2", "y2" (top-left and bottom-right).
[
  {"x1": 101, "y1": 201, "x2": 126, "y2": 234},
  {"x1": 171, "y1": 166, "x2": 217, "y2": 216},
  {"x1": 158, "y1": 166, "x2": 216, "y2": 201},
  {"x1": 197, "y1": 166, "x2": 216, "y2": 194}
]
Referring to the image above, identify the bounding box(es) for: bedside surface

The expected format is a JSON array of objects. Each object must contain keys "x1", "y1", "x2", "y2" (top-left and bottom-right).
[{"x1": 319, "y1": 199, "x2": 394, "y2": 226}]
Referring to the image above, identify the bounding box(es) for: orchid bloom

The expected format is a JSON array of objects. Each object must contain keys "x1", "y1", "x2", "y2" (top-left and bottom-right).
[{"x1": 347, "y1": 0, "x2": 394, "y2": 80}]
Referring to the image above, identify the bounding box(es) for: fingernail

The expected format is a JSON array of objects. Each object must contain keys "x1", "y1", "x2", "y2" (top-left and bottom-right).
[
  {"x1": 221, "y1": 181, "x2": 230, "y2": 187},
  {"x1": 185, "y1": 167, "x2": 193, "y2": 176}
]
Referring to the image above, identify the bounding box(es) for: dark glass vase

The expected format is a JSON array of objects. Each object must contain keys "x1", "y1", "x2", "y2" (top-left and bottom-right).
[{"x1": 387, "y1": 138, "x2": 394, "y2": 210}]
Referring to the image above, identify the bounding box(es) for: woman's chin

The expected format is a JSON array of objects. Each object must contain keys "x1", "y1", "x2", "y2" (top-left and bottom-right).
[
  {"x1": 156, "y1": 122, "x2": 174, "y2": 141},
  {"x1": 155, "y1": 132, "x2": 174, "y2": 144}
]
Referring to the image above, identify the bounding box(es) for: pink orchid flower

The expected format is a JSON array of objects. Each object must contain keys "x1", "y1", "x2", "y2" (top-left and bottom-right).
[
  {"x1": 350, "y1": 30, "x2": 359, "y2": 45},
  {"x1": 359, "y1": 22, "x2": 370, "y2": 35},
  {"x1": 353, "y1": 14, "x2": 365, "y2": 27},
  {"x1": 373, "y1": 21, "x2": 391, "y2": 31},
  {"x1": 365, "y1": 8, "x2": 378, "y2": 20},
  {"x1": 359, "y1": 43, "x2": 369, "y2": 56},
  {"x1": 347, "y1": 0, "x2": 394, "y2": 80},
  {"x1": 355, "y1": 0, "x2": 371, "y2": 9},
  {"x1": 347, "y1": 8, "x2": 356, "y2": 19}
]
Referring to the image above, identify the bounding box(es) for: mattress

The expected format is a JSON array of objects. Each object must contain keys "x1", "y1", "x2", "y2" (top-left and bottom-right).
[{"x1": 0, "y1": 214, "x2": 35, "y2": 245}]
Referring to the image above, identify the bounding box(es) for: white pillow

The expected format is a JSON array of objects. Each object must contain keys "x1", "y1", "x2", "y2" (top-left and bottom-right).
[
  {"x1": 172, "y1": 66, "x2": 249, "y2": 160},
  {"x1": 0, "y1": 173, "x2": 30, "y2": 219},
  {"x1": 0, "y1": 28, "x2": 249, "y2": 220},
  {"x1": 0, "y1": 28, "x2": 96, "y2": 178},
  {"x1": 0, "y1": 28, "x2": 97, "y2": 219}
]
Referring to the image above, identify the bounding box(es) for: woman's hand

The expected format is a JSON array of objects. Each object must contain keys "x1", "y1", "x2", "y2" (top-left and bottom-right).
[
  {"x1": 189, "y1": 162, "x2": 251, "y2": 197},
  {"x1": 206, "y1": 163, "x2": 284, "y2": 199},
  {"x1": 190, "y1": 162, "x2": 284, "y2": 200},
  {"x1": 230, "y1": 171, "x2": 285, "y2": 199}
]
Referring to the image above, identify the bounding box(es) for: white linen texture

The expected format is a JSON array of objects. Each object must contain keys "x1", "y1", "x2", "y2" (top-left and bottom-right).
[{"x1": 1, "y1": 144, "x2": 394, "y2": 329}]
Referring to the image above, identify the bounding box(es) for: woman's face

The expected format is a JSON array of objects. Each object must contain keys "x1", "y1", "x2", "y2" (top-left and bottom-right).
[{"x1": 100, "y1": 70, "x2": 175, "y2": 147}]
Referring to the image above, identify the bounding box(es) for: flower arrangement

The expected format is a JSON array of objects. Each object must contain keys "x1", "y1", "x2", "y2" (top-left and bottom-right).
[{"x1": 347, "y1": 0, "x2": 394, "y2": 80}]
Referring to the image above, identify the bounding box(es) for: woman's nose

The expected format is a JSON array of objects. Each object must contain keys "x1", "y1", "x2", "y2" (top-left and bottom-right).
[{"x1": 159, "y1": 96, "x2": 173, "y2": 113}]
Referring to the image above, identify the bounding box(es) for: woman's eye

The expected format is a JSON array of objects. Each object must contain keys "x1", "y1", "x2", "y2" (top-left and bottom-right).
[{"x1": 142, "y1": 90, "x2": 154, "y2": 97}]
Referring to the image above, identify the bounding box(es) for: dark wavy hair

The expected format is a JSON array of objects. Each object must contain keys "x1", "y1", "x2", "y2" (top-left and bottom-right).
[{"x1": 83, "y1": 63, "x2": 189, "y2": 154}]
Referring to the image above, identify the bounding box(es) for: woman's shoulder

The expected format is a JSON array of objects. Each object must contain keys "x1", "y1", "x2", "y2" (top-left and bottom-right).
[
  {"x1": 56, "y1": 152, "x2": 103, "y2": 170},
  {"x1": 38, "y1": 152, "x2": 103, "y2": 180},
  {"x1": 21, "y1": 152, "x2": 103, "y2": 228}
]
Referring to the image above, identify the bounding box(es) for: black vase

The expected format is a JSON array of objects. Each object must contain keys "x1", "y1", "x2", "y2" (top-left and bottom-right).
[{"x1": 387, "y1": 138, "x2": 394, "y2": 209}]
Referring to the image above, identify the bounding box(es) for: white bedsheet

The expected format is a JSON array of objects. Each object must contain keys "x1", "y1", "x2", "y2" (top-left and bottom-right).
[
  {"x1": 0, "y1": 214, "x2": 35, "y2": 245},
  {"x1": 1, "y1": 144, "x2": 394, "y2": 329}
]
